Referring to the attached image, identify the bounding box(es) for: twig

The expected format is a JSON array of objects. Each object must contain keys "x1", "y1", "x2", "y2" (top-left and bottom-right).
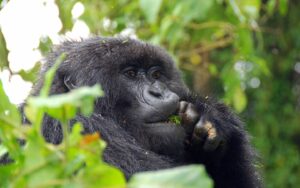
[{"x1": 178, "y1": 37, "x2": 234, "y2": 58}]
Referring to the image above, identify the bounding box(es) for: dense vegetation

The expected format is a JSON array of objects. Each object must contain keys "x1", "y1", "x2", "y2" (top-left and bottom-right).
[{"x1": 1, "y1": 0, "x2": 300, "y2": 187}]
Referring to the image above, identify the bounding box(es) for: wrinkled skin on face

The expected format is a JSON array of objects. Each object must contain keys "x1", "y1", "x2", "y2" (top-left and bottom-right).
[{"x1": 22, "y1": 37, "x2": 261, "y2": 188}]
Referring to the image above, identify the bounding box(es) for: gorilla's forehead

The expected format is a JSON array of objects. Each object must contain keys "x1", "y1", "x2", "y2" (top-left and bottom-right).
[{"x1": 83, "y1": 37, "x2": 175, "y2": 69}]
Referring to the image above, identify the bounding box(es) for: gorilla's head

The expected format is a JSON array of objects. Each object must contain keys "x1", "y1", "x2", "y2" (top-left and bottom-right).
[{"x1": 35, "y1": 37, "x2": 189, "y2": 154}]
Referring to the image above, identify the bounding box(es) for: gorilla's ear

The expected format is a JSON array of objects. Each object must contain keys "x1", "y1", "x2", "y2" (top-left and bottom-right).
[{"x1": 63, "y1": 75, "x2": 77, "y2": 90}]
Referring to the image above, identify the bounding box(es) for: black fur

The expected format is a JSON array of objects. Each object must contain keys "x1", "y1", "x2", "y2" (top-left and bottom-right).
[{"x1": 25, "y1": 37, "x2": 261, "y2": 188}]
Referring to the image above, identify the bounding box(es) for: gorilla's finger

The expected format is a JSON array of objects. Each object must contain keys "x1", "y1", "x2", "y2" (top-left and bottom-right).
[
  {"x1": 193, "y1": 120, "x2": 221, "y2": 151},
  {"x1": 193, "y1": 120, "x2": 209, "y2": 141},
  {"x1": 178, "y1": 101, "x2": 188, "y2": 114},
  {"x1": 178, "y1": 101, "x2": 199, "y2": 126},
  {"x1": 194, "y1": 119, "x2": 213, "y2": 138},
  {"x1": 203, "y1": 127, "x2": 220, "y2": 151}
]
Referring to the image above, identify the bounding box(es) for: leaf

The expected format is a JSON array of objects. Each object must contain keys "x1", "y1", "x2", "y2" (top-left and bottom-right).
[
  {"x1": 18, "y1": 63, "x2": 41, "y2": 82},
  {"x1": 228, "y1": 0, "x2": 246, "y2": 23},
  {"x1": 56, "y1": 0, "x2": 77, "y2": 32},
  {"x1": 266, "y1": 0, "x2": 276, "y2": 15},
  {"x1": 128, "y1": 165, "x2": 213, "y2": 188},
  {"x1": 279, "y1": 0, "x2": 288, "y2": 15},
  {"x1": 0, "y1": 80, "x2": 21, "y2": 126},
  {"x1": 80, "y1": 132, "x2": 100, "y2": 146},
  {"x1": 235, "y1": 28, "x2": 253, "y2": 55},
  {"x1": 0, "y1": 81, "x2": 22, "y2": 159},
  {"x1": 0, "y1": 29, "x2": 8, "y2": 69},
  {"x1": 168, "y1": 115, "x2": 181, "y2": 125},
  {"x1": 40, "y1": 53, "x2": 66, "y2": 97},
  {"x1": 182, "y1": 0, "x2": 213, "y2": 23},
  {"x1": 139, "y1": 0, "x2": 162, "y2": 24},
  {"x1": 208, "y1": 64, "x2": 218, "y2": 76},
  {"x1": 252, "y1": 57, "x2": 271, "y2": 76},
  {"x1": 68, "y1": 122, "x2": 84, "y2": 147},
  {"x1": 233, "y1": 87, "x2": 247, "y2": 113},
  {"x1": 237, "y1": 0, "x2": 261, "y2": 20},
  {"x1": 28, "y1": 85, "x2": 103, "y2": 122},
  {"x1": 81, "y1": 164, "x2": 126, "y2": 187},
  {"x1": 0, "y1": 144, "x2": 8, "y2": 156}
]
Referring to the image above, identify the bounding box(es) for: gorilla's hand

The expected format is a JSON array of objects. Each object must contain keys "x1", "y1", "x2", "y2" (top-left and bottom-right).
[
  {"x1": 178, "y1": 101, "x2": 260, "y2": 188},
  {"x1": 178, "y1": 101, "x2": 224, "y2": 152}
]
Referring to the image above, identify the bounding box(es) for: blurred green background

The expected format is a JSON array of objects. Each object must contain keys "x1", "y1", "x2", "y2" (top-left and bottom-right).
[{"x1": 0, "y1": 0, "x2": 299, "y2": 187}]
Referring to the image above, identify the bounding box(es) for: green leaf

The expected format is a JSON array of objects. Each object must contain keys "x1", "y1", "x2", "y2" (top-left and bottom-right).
[
  {"x1": 18, "y1": 63, "x2": 41, "y2": 82},
  {"x1": 252, "y1": 57, "x2": 271, "y2": 76},
  {"x1": 208, "y1": 64, "x2": 218, "y2": 76},
  {"x1": 266, "y1": 0, "x2": 276, "y2": 15},
  {"x1": 279, "y1": 0, "x2": 288, "y2": 15},
  {"x1": 168, "y1": 115, "x2": 181, "y2": 125},
  {"x1": 228, "y1": 0, "x2": 246, "y2": 23},
  {"x1": 40, "y1": 53, "x2": 66, "y2": 97},
  {"x1": 0, "y1": 29, "x2": 9, "y2": 69},
  {"x1": 237, "y1": 0, "x2": 261, "y2": 20},
  {"x1": 28, "y1": 85, "x2": 103, "y2": 121},
  {"x1": 56, "y1": 0, "x2": 77, "y2": 32},
  {"x1": 0, "y1": 80, "x2": 21, "y2": 126},
  {"x1": 233, "y1": 87, "x2": 247, "y2": 113},
  {"x1": 0, "y1": 144, "x2": 8, "y2": 156},
  {"x1": 80, "y1": 164, "x2": 126, "y2": 187},
  {"x1": 235, "y1": 28, "x2": 253, "y2": 55},
  {"x1": 128, "y1": 165, "x2": 213, "y2": 188},
  {"x1": 174, "y1": 0, "x2": 213, "y2": 23},
  {"x1": 140, "y1": 0, "x2": 162, "y2": 24}
]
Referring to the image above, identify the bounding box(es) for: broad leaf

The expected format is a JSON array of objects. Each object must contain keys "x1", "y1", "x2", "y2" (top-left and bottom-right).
[
  {"x1": 128, "y1": 165, "x2": 213, "y2": 188},
  {"x1": 140, "y1": 0, "x2": 162, "y2": 23}
]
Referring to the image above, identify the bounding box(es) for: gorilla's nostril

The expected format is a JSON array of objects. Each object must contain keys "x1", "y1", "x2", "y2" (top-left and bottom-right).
[{"x1": 149, "y1": 90, "x2": 162, "y2": 98}]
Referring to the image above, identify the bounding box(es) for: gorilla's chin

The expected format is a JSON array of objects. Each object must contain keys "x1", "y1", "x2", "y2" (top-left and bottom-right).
[{"x1": 141, "y1": 122, "x2": 186, "y2": 157}]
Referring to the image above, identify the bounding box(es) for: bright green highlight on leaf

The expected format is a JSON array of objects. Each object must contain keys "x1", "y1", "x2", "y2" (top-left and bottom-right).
[
  {"x1": 128, "y1": 165, "x2": 213, "y2": 188},
  {"x1": 28, "y1": 85, "x2": 103, "y2": 121},
  {"x1": 0, "y1": 80, "x2": 21, "y2": 127},
  {"x1": 168, "y1": 115, "x2": 182, "y2": 125},
  {"x1": 140, "y1": 0, "x2": 162, "y2": 23},
  {"x1": 40, "y1": 53, "x2": 66, "y2": 97}
]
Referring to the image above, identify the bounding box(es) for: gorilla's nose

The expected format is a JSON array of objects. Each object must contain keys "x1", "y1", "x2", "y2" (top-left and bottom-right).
[{"x1": 143, "y1": 83, "x2": 180, "y2": 122}]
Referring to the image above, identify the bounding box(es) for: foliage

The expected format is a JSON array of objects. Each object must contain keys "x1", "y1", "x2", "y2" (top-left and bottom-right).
[
  {"x1": 0, "y1": 56, "x2": 125, "y2": 187},
  {"x1": 168, "y1": 115, "x2": 182, "y2": 125},
  {"x1": 1, "y1": 0, "x2": 300, "y2": 187},
  {"x1": 129, "y1": 165, "x2": 213, "y2": 188}
]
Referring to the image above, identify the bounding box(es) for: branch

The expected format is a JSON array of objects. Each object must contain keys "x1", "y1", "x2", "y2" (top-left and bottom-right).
[{"x1": 178, "y1": 36, "x2": 234, "y2": 58}]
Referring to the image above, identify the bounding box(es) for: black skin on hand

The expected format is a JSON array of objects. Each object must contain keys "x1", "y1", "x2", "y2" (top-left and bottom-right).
[{"x1": 15, "y1": 37, "x2": 261, "y2": 188}]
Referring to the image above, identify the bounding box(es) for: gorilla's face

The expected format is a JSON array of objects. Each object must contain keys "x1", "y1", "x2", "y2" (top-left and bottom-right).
[
  {"x1": 113, "y1": 52, "x2": 187, "y2": 155},
  {"x1": 119, "y1": 62, "x2": 180, "y2": 129}
]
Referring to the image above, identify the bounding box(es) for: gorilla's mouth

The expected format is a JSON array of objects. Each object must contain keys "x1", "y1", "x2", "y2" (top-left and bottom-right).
[
  {"x1": 143, "y1": 108, "x2": 181, "y2": 128},
  {"x1": 144, "y1": 115, "x2": 179, "y2": 128}
]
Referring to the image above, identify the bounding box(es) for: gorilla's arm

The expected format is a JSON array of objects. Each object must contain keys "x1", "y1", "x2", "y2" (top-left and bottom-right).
[{"x1": 180, "y1": 96, "x2": 261, "y2": 188}]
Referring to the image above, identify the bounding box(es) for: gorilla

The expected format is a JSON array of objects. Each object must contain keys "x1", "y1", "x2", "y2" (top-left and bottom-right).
[{"x1": 25, "y1": 37, "x2": 261, "y2": 188}]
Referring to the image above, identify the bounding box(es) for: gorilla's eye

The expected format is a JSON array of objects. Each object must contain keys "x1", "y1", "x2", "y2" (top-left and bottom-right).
[
  {"x1": 125, "y1": 69, "x2": 137, "y2": 78},
  {"x1": 152, "y1": 70, "x2": 161, "y2": 79}
]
